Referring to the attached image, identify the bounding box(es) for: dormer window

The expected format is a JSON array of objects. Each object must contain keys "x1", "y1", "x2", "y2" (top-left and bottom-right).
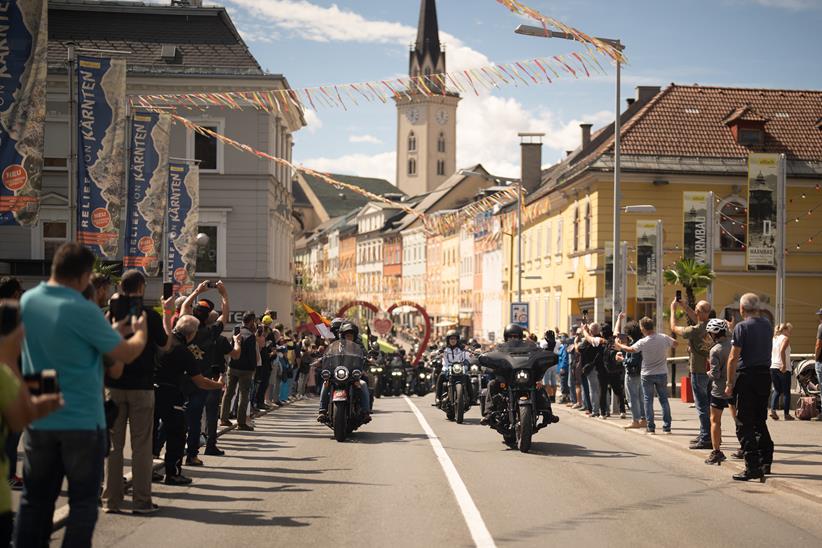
[
  {"x1": 738, "y1": 128, "x2": 764, "y2": 147},
  {"x1": 723, "y1": 104, "x2": 768, "y2": 148}
]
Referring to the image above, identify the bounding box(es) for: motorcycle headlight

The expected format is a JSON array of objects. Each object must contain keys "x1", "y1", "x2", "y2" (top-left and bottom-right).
[
  {"x1": 451, "y1": 364, "x2": 463, "y2": 374},
  {"x1": 393, "y1": 371, "x2": 402, "y2": 377},
  {"x1": 515, "y1": 370, "x2": 529, "y2": 384},
  {"x1": 426, "y1": 374, "x2": 432, "y2": 379},
  {"x1": 321, "y1": 370, "x2": 331, "y2": 381},
  {"x1": 419, "y1": 373, "x2": 426, "y2": 379},
  {"x1": 370, "y1": 367, "x2": 377, "y2": 373},
  {"x1": 470, "y1": 365, "x2": 479, "y2": 374},
  {"x1": 377, "y1": 367, "x2": 383, "y2": 373},
  {"x1": 352, "y1": 370, "x2": 362, "y2": 380},
  {"x1": 334, "y1": 366, "x2": 349, "y2": 381}
]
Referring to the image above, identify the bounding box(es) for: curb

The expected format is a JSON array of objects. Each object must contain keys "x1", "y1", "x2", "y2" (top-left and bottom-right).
[
  {"x1": 555, "y1": 405, "x2": 822, "y2": 506},
  {"x1": 50, "y1": 396, "x2": 304, "y2": 531}
]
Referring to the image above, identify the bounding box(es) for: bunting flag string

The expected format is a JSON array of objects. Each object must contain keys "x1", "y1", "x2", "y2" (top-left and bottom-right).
[
  {"x1": 494, "y1": 0, "x2": 626, "y2": 63},
  {"x1": 131, "y1": 54, "x2": 604, "y2": 115},
  {"x1": 425, "y1": 186, "x2": 520, "y2": 235}
]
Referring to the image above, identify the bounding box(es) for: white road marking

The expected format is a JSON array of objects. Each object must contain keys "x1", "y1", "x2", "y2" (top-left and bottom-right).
[{"x1": 403, "y1": 396, "x2": 497, "y2": 548}]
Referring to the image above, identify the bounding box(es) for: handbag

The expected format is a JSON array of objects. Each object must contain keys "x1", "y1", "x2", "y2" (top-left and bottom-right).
[{"x1": 795, "y1": 396, "x2": 820, "y2": 420}]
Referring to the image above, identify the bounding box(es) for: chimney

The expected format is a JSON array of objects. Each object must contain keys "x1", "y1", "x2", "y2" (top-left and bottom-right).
[
  {"x1": 636, "y1": 86, "x2": 661, "y2": 104},
  {"x1": 626, "y1": 98, "x2": 636, "y2": 108},
  {"x1": 580, "y1": 123, "x2": 592, "y2": 148},
  {"x1": 519, "y1": 132, "x2": 544, "y2": 194}
]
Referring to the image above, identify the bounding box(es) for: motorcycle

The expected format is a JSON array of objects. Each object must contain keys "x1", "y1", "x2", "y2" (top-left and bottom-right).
[
  {"x1": 367, "y1": 354, "x2": 384, "y2": 400},
  {"x1": 321, "y1": 339, "x2": 369, "y2": 442},
  {"x1": 468, "y1": 354, "x2": 482, "y2": 407},
  {"x1": 479, "y1": 344, "x2": 558, "y2": 452},
  {"x1": 440, "y1": 361, "x2": 472, "y2": 424},
  {"x1": 413, "y1": 366, "x2": 433, "y2": 396}
]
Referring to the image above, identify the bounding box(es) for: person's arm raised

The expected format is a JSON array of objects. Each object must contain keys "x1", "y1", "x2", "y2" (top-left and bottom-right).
[
  {"x1": 215, "y1": 281, "x2": 229, "y2": 324},
  {"x1": 181, "y1": 281, "x2": 210, "y2": 317}
]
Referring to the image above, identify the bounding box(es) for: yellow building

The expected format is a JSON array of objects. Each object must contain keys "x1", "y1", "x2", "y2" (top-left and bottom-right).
[{"x1": 500, "y1": 84, "x2": 822, "y2": 351}]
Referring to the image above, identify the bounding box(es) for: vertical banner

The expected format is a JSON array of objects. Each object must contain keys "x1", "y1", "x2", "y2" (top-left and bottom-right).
[
  {"x1": 166, "y1": 162, "x2": 199, "y2": 294},
  {"x1": 636, "y1": 220, "x2": 658, "y2": 301},
  {"x1": 0, "y1": 0, "x2": 47, "y2": 226},
  {"x1": 75, "y1": 55, "x2": 127, "y2": 257},
  {"x1": 683, "y1": 191, "x2": 709, "y2": 264},
  {"x1": 604, "y1": 241, "x2": 613, "y2": 304},
  {"x1": 123, "y1": 111, "x2": 170, "y2": 276},
  {"x1": 747, "y1": 153, "x2": 779, "y2": 271}
]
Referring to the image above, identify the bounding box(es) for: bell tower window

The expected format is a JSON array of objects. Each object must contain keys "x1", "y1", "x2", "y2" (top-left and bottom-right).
[
  {"x1": 408, "y1": 131, "x2": 416, "y2": 152},
  {"x1": 437, "y1": 160, "x2": 445, "y2": 176},
  {"x1": 437, "y1": 133, "x2": 446, "y2": 153},
  {"x1": 408, "y1": 158, "x2": 417, "y2": 176}
]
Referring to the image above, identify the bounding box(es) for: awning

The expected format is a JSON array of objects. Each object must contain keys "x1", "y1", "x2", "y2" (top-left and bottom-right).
[{"x1": 434, "y1": 320, "x2": 457, "y2": 327}]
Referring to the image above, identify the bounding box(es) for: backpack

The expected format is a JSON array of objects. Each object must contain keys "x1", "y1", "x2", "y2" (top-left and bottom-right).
[{"x1": 795, "y1": 396, "x2": 820, "y2": 420}]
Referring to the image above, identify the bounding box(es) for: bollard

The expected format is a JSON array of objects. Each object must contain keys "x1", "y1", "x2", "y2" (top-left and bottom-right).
[{"x1": 680, "y1": 375, "x2": 694, "y2": 403}]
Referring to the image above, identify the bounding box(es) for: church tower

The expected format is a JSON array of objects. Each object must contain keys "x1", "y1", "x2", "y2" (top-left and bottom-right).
[{"x1": 395, "y1": 0, "x2": 459, "y2": 197}]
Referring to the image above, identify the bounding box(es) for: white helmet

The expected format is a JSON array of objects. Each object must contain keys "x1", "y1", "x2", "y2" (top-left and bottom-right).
[{"x1": 706, "y1": 318, "x2": 729, "y2": 335}]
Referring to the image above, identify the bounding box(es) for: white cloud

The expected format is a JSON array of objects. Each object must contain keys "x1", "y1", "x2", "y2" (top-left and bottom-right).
[
  {"x1": 303, "y1": 109, "x2": 322, "y2": 133},
  {"x1": 224, "y1": 0, "x2": 490, "y2": 70},
  {"x1": 349, "y1": 134, "x2": 383, "y2": 145},
  {"x1": 301, "y1": 151, "x2": 397, "y2": 184},
  {"x1": 747, "y1": 0, "x2": 819, "y2": 8}
]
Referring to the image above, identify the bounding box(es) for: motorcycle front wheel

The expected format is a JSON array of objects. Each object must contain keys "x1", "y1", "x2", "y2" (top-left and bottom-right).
[
  {"x1": 517, "y1": 406, "x2": 534, "y2": 453},
  {"x1": 333, "y1": 401, "x2": 349, "y2": 442},
  {"x1": 455, "y1": 384, "x2": 465, "y2": 424}
]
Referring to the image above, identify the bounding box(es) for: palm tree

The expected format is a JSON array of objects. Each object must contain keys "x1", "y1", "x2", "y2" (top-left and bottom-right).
[{"x1": 663, "y1": 258, "x2": 715, "y2": 312}]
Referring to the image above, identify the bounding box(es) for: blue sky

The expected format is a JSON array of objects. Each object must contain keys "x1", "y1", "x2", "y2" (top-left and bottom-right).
[{"x1": 215, "y1": 0, "x2": 822, "y2": 182}]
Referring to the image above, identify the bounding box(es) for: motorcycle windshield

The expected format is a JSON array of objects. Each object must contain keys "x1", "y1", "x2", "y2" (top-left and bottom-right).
[
  {"x1": 322, "y1": 340, "x2": 366, "y2": 372},
  {"x1": 479, "y1": 343, "x2": 551, "y2": 379}
]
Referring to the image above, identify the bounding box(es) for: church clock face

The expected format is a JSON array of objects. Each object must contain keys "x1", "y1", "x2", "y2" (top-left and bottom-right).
[
  {"x1": 406, "y1": 108, "x2": 421, "y2": 124},
  {"x1": 436, "y1": 109, "x2": 449, "y2": 125}
]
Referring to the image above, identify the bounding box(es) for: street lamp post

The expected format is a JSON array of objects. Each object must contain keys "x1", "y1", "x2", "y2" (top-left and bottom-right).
[{"x1": 514, "y1": 25, "x2": 625, "y2": 326}]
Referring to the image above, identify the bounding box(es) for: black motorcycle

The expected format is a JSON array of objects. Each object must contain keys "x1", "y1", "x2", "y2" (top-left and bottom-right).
[
  {"x1": 479, "y1": 345, "x2": 558, "y2": 452},
  {"x1": 441, "y1": 361, "x2": 472, "y2": 424},
  {"x1": 468, "y1": 354, "x2": 482, "y2": 407},
  {"x1": 321, "y1": 340, "x2": 369, "y2": 442},
  {"x1": 413, "y1": 366, "x2": 433, "y2": 396}
]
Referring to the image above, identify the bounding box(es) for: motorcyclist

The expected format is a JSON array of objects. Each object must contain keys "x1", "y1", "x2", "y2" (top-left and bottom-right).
[
  {"x1": 435, "y1": 329, "x2": 470, "y2": 407},
  {"x1": 329, "y1": 317, "x2": 344, "y2": 341},
  {"x1": 480, "y1": 323, "x2": 543, "y2": 425},
  {"x1": 317, "y1": 322, "x2": 371, "y2": 423}
]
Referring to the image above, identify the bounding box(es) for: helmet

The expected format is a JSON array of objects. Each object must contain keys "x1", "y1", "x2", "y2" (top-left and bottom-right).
[
  {"x1": 503, "y1": 323, "x2": 525, "y2": 341},
  {"x1": 339, "y1": 321, "x2": 357, "y2": 338},
  {"x1": 706, "y1": 318, "x2": 729, "y2": 335},
  {"x1": 445, "y1": 329, "x2": 460, "y2": 345},
  {"x1": 330, "y1": 317, "x2": 344, "y2": 339},
  {"x1": 261, "y1": 315, "x2": 273, "y2": 326}
]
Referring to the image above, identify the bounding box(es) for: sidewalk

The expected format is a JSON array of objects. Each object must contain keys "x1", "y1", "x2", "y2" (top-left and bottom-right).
[{"x1": 556, "y1": 396, "x2": 822, "y2": 503}]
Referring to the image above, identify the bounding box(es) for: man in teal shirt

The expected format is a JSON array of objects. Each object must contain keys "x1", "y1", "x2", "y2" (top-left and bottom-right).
[{"x1": 14, "y1": 243, "x2": 148, "y2": 547}]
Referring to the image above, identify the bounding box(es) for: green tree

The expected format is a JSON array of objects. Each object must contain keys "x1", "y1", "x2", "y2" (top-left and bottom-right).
[{"x1": 663, "y1": 258, "x2": 715, "y2": 312}]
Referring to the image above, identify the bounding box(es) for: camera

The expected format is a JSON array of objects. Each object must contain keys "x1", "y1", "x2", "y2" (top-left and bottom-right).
[
  {"x1": 206, "y1": 281, "x2": 218, "y2": 289},
  {"x1": 109, "y1": 294, "x2": 143, "y2": 322},
  {"x1": 675, "y1": 290, "x2": 682, "y2": 302},
  {"x1": 24, "y1": 369, "x2": 60, "y2": 396}
]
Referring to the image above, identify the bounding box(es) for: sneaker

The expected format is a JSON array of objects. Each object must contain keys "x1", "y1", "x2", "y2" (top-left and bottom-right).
[
  {"x1": 185, "y1": 456, "x2": 204, "y2": 467},
  {"x1": 275, "y1": 401, "x2": 284, "y2": 407},
  {"x1": 204, "y1": 446, "x2": 225, "y2": 456},
  {"x1": 731, "y1": 449, "x2": 744, "y2": 460},
  {"x1": 164, "y1": 474, "x2": 193, "y2": 486},
  {"x1": 9, "y1": 475, "x2": 23, "y2": 491},
  {"x1": 705, "y1": 450, "x2": 726, "y2": 465},
  {"x1": 219, "y1": 419, "x2": 233, "y2": 427},
  {"x1": 625, "y1": 421, "x2": 642, "y2": 429},
  {"x1": 733, "y1": 470, "x2": 765, "y2": 483},
  {"x1": 317, "y1": 412, "x2": 329, "y2": 423},
  {"x1": 769, "y1": 411, "x2": 779, "y2": 420},
  {"x1": 103, "y1": 506, "x2": 124, "y2": 514},
  {"x1": 784, "y1": 414, "x2": 795, "y2": 421},
  {"x1": 690, "y1": 440, "x2": 713, "y2": 450},
  {"x1": 480, "y1": 416, "x2": 490, "y2": 426},
  {"x1": 237, "y1": 423, "x2": 254, "y2": 432},
  {"x1": 619, "y1": 413, "x2": 626, "y2": 419},
  {"x1": 132, "y1": 504, "x2": 160, "y2": 515},
  {"x1": 646, "y1": 429, "x2": 656, "y2": 435},
  {"x1": 639, "y1": 419, "x2": 647, "y2": 428},
  {"x1": 571, "y1": 403, "x2": 582, "y2": 409}
]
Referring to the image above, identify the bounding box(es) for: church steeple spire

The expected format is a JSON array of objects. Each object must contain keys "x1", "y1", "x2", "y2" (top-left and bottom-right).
[{"x1": 410, "y1": 0, "x2": 445, "y2": 78}]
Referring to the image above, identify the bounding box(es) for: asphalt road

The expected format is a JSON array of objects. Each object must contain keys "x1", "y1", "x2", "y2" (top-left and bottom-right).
[{"x1": 54, "y1": 394, "x2": 822, "y2": 547}]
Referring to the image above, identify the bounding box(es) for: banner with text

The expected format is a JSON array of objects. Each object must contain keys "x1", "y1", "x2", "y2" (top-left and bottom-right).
[
  {"x1": 123, "y1": 111, "x2": 171, "y2": 276},
  {"x1": 747, "y1": 153, "x2": 779, "y2": 270},
  {"x1": 636, "y1": 221, "x2": 658, "y2": 301},
  {"x1": 166, "y1": 162, "x2": 199, "y2": 294},
  {"x1": 75, "y1": 55, "x2": 127, "y2": 257},
  {"x1": 683, "y1": 191, "x2": 709, "y2": 264},
  {"x1": 0, "y1": 0, "x2": 47, "y2": 226}
]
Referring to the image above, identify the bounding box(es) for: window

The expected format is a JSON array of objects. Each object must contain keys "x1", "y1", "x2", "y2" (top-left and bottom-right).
[
  {"x1": 739, "y1": 128, "x2": 764, "y2": 147},
  {"x1": 572, "y1": 207, "x2": 580, "y2": 252},
  {"x1": 31, "y1": 206, "x2": 68, "y2": 260},
  {"x1": 198, "y1": 208, "x2": 228, "y2": 276},
  {"x1": 187, "y1": 120, "x2": 223, "y2": 173},
  {"x1": 408, "y1": 131, "x2": 416, "y2": 152},
  {"x1": 43, "y1": 221, "x2": 68, "y2": 261},
  {"x1": 44, "y1": 119, "x2": 68, "y2": 170},
  {"x1": 408, "y1": 158, "x2": 417, "y2": 176},
  {"x1": 555, "y1": 219, "x2": 563, "y2": 262},
  {"x1": 720, "y1": 199, "x2": 747, "y2": 251},
  {"x1": 545, "y1": 223, "x2": 552, "y2": 257},
  {"x1": 437, "y1": 133, "x2": 446, "y2": 153},
  {"x1": 437, "y1": 160, "x2": 445, "y2": 176},
  {"x1": 584, "y1": 202, "x2": 592, "y2": 249}
]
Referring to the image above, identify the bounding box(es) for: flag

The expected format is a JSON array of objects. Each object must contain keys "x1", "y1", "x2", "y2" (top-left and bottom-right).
[
  {"x1": 165, "y1": 162, "x2": 199, "y2": 294},
  {"x1": 302, "y1": 302, "x2": 334, "y2": 339}
]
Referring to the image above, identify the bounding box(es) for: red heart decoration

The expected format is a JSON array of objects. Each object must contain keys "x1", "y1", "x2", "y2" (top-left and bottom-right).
[{"x1": 372, "y1": 318, "x2": 393, "y2": 335}]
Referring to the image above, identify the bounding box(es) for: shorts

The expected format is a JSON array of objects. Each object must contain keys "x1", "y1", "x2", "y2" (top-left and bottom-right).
[
  {"x1": 543, "y1": 366, "x2": 557, "y2": 387},
  {"x1": 710, "y1": 395, "x2": 730, "y2": 409}
]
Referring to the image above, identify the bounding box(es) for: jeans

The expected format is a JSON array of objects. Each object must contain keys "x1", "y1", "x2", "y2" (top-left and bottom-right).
[
  {"x1": 600, "y1": 370, "x2": 626, "y2": 416},
  {"x1": 626, "y1": 373, "x2": 645, "y2": 421},
  {"x1": 641, "y1": 374, "x2": 671, "y2": 432},
  {"x1": 103, "y1": 388, "x2": 155, "y2": 512},
  {"x1": 567, "y1": 366, "x2": 577, "y2": 403},
  {"x1": 691, "y1": 373, "x2": 711, "y2": 443},
  {"x1": 14, "y1": 428, "x2": 106, "y2": 548},
  {"x1": 816, "y1": 362, "x2": 822, "y2": 394},
  {"x1": 585, "y1": 369, "x2": 601, "y2": 415},
  {"x1": 205, "y1": 387, "x2": 221, "y2": 448},
  {"x1": 221, "y1": 369, "x2": 255, "y2": 425},
  {"x1": 267, "y1": 362, "x2": 282, "y2": 402},
  {"x1": 581, "y1": 373, "x2": 592, "y2": 411},
  {"x1": 735, "y1": 369, "x2": 774, "y2": 471},
  {"x1": 185, "y1": 388, "x2": 208, "y2": 458},
  {"x1": 769, "y1": 369, "x2": 792, "y2": 417}
]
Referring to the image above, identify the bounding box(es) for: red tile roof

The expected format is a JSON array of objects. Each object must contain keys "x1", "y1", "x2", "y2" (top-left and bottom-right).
[{"x1": 619, "y1": 85, "x2": 822, "y2": 161}]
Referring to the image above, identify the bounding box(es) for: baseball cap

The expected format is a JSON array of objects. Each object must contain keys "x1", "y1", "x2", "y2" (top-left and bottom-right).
[
  {"x1": 193, "y1": 298, "x2": 215, "y2": 320},
  {"x1": 261, "y1": 315, "x2": 273, "y2": 326}
]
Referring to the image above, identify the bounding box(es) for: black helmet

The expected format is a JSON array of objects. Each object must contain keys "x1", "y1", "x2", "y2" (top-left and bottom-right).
[
  {"x1": 339, "y1": 321, "x2": 357, "y2": 338},
  {"x1": 330, "y1": 317, "x2": 344, "y2": 339},
  {"x1": 445, "y1": 329, "x2": 460, "y2": 345},
  {"x1": 503, "y1": 323, "x2": 524, "y2": 341}
]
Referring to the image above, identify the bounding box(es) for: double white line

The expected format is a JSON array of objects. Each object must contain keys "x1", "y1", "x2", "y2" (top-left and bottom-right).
[{"x1": 403, "y1": 396, "x2": 497, "y2": 548}]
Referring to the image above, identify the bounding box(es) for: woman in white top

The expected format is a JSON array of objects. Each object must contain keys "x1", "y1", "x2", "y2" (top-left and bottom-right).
[{"x1": 769, "y1": 323, "x2": 794, "y2": 420}]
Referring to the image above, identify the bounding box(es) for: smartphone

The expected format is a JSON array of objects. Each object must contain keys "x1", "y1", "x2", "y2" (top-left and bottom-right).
[
  {"x1": 23, "y1": 369, "x2": 60, "y2": 396},
  {"x1": 582, "y1": 309, "x2": 589, "y2": 321},
  {"x1": 0, "y1": 304, "x2": 18, "y2": 335},
  {"x1": 233, "y1": 325, "x2": 242, "y2": 336},
  {"x1": 676, "y1": 290, "x2": 682, "y2": 302},
  {"x1": 110, "y1": 294, "x2": 144, "y2": 322},
  {"x1": 162, "y1": 282, "x2": 174, "y2": 300},
  {"x1": 206, "y1": 281, "x2": 217, "y2": 289}
]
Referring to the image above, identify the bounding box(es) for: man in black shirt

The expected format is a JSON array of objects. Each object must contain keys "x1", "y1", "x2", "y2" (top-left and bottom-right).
[
  {"x1": 725, "y1": 293, "x2": 774, "y2": 481},
  {"x1": 221, "y1": 313, "x2": 261, "y2": 431},
  {"x1": 155, "y1": 316, "x2": 224, "y2": 485},
  {"x1": 102, "y1": 270, "x2": 173, "y2": 515},
  {"x1": 202, "y1": 311, "x2": 239, "y2": 455}
]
